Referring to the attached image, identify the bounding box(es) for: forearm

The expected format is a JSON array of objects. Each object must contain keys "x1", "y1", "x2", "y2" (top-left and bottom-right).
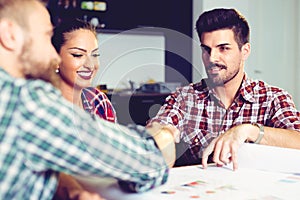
[
  {"x1": 25, "y1": 107, "x2": 168, "y2": 192},
  {"x1": 152, "y1": 128, "x2": 176, "y2": 168},
  {"x1": 247, "y1": 125, "x2": 300, "y2": 149},
  {"x1": 70, "y1": 120, "x2": 169, "y2": 192},
  {"x1": 202, "y1": 123, "x2": 300, "y2": 170},
  {"x1": 146, "y1": 122, "x2": 179, "y2": 168}
]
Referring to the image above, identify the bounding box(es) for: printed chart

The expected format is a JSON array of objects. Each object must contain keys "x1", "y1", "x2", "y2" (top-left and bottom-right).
[
  {"x1": 153, "y1": 165, "x2": 300, "y2": 200},
  {"x1": 76, "y1": 144, "x2": 300, "y2": 200}
]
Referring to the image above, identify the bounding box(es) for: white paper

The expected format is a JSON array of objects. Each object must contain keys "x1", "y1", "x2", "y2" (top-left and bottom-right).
[
  {"x1": 237, "y1": 143, "x2": 300, "y2": 173},
  {"x1": 75, "y1": 144, "x2": 300, "y2": 199}
]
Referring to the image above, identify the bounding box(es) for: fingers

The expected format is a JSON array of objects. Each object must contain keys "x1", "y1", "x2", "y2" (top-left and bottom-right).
[
  {"x1": 214, "y1": 141, "x2": 231, "y2": 166},
  {"x1": 73, "y1": 191, "x2": 105, "y2": 200},
  {"x1": 203, "y1": 138, "x2": 240, "y2": 171},
  {"x1": 202, "y1": 138, "x2": 217, "y2": 169},
  {"x1": 231, "y1": 145, "x2": 239, "y2": 171},
  {"x1": 201, "y1": 150, "x2": 209, "y2": 169},
  {"x1": 212, "y1": 140, "x2": 226, "y2": 166}
]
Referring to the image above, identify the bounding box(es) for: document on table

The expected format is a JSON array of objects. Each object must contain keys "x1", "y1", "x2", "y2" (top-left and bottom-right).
[
  {"x1": 141, "y1": 165, "x2": 300, "y2": 200},
  {"x1": 75, "y1": 143, "x2": 300, "y2": 200}
]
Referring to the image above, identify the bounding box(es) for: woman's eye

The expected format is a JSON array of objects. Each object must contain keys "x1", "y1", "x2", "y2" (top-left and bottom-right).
[
  {"x1": 92, "y1": 53, "x2": 100, "y2": 58},
  {"x1": 71, "y1": 54, "x2": 83, "y2": 58}
]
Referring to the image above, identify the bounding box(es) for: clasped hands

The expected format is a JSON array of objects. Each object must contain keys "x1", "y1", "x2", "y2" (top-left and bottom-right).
[{"x1": 146, "y1": 122, "x2": 180, "y2": 168}]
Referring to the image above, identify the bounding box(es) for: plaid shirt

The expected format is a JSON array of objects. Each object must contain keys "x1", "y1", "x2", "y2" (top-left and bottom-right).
[
  {"x1": 81, "y1": 87, "x2": 117, "y2": 123},
  {"x1": 149, "y1": 75, "x2": 300, "y2": 165},
  {"x1": 0, "y1": 68, "x2": 168, "y2": 200}
]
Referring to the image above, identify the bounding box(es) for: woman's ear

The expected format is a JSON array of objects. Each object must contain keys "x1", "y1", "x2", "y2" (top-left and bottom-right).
[
  {"x1": 241, "y1": 42, "x2": 251, "y2": 61},
  {"x1": 0, "y1": 19, "x2": 23, "y2": 51}
]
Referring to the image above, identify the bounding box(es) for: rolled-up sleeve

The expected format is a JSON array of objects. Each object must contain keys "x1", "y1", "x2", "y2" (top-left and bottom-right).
[{"x1": 19, "y1": 82, "x2": 169, "y2": 192}]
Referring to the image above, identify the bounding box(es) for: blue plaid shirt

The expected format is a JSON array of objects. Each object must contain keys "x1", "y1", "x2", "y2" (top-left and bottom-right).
[{"x1": 0, "y1": 68, "x2": 168, "y2": 200}]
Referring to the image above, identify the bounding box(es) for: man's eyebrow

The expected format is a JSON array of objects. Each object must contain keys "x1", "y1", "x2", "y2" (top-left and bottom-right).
[
  {"x1": 216, "y1": 43, "x2": 230, "y2": 47},
  {"x1": 200, "y1": 44, "x2": 210, "y2": 49},
  {"x1": 200, "y1": 43, "x2": 231, "y2": 50}
]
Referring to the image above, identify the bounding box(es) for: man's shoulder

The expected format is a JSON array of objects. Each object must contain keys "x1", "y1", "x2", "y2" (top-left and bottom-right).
[
  {"x1": 21, "y1": 79, "x2": 61, "y2": 96},
  {"x1": 242, "y1": 78, "x2": 291, "y2": 103},
  {"x1": 0, "y1": 70, "x2": 60, "y2": 97},
  {"x1": 7, "y1": 78, "x2": 64, "y2": 108},
  {"x1": 245, "y1": 78, "x2": 286, "y2": 94}
]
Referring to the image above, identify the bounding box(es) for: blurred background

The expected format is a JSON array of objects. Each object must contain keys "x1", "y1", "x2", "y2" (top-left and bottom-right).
[{"x1": 47, "y1": 0, "x2": 300, "y2": 125}]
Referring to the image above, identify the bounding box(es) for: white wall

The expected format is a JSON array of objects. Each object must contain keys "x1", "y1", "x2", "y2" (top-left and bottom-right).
[
  {"x1": 93, "y1": 30, "x2": 165, "y2": 90},
  {"x1": 193, "y1": 0, "x2": 300, "y2": 107}
]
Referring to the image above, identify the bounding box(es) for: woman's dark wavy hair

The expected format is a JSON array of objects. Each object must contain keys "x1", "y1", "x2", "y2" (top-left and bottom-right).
[
  {"x1": 52, "y1": 18, "x2": 97, "y2": 53},
  {"x1": 196, "y1": 8, "x2": 250, "y2": 49}
]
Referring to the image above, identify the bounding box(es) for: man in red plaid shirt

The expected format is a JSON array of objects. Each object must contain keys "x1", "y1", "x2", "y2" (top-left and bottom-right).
[{"x1": 148, "y1": 8, "x2": 300, "y2": 170}]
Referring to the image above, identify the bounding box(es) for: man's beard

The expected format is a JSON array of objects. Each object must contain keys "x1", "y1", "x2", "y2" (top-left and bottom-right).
[
  {"x1": 207, "y1": 63, "x2": 239, "y2": 87},
  {"x1": 18, "y1": 39, "x2": 61, "y2": 88}
]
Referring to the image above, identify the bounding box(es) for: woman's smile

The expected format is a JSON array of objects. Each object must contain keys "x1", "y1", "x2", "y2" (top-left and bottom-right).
[{"x1": 77, "y1": 69, "x2": 94, "y2": 80}]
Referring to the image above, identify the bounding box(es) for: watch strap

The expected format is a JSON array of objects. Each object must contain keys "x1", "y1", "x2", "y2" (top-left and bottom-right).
[{"x1": 252, "y1": 123, "x2": 264, "y2": 144}]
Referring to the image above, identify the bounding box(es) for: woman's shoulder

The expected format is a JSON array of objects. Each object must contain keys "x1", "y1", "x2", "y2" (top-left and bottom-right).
[{"x1": 82, "y1": 87, "x2": 109, "y2": 99}]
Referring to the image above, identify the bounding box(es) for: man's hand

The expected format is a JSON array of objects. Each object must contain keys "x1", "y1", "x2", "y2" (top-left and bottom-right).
[
  {"x1": 146, "y1": 122, "x2": 180, "y2": 167},
  {"x1": 53, "y1": 173, "x2": 105, "y2": 200},
  {"x1": 202, "y1": 124, "x2": 251, "y2": 170},
  {"x1": 68, "y1": 190, "x2": 105, "y2": 200},
  {"x1": 146, "y1": 122, "x2": 180, "y2": 143}
]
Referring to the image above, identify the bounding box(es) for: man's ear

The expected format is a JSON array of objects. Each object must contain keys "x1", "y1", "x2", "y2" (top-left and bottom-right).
[
  {"x1": 241, "y1": 42, "x2": 251, "y2": 60},
  {"x1": 0, "y1": 19, "x2": 22, "y2": 51}
]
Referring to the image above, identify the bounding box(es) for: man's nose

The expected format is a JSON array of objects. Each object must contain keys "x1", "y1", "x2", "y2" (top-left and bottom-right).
[{"x1": 209, "y1": 48, "x2": 219, "y2": 63}]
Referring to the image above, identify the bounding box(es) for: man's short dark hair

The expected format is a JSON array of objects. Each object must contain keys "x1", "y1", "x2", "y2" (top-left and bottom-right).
[{"x1": 195, "y1": 8, "x2": 250, "y2": 49}]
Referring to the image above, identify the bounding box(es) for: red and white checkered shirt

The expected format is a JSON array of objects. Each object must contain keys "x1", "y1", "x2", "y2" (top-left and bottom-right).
[
  {"x1": 81, "y1": 87, "x2": 117, "y2": 123},
  {"x1": 148, "y1": 75, "x2": 300, "y2": 165}
]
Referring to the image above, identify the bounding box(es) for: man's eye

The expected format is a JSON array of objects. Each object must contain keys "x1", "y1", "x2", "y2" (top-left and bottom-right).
[
  {"x1": 201, "y1": 47, "x2": 211, "y2": 54},
  {"x1": 71, "y1": 54, "x2": 83, "y2": 58},
  {"x1": 220, "y1": 46, "x2": 230, "y2": 51}
]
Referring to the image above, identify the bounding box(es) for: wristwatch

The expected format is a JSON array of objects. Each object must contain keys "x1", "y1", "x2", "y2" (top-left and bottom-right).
[{"x1": 251, "y1": 123, "x2": 264, "y2": 144}]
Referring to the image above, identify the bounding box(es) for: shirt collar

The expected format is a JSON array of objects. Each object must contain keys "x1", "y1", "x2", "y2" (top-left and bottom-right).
[
  {"x1": 192, "y1": 79, "x2": 210, "y2": 100},
  {"x1": 0, "y1": 67, "x2": 12, "y2": 81},
  {"x1": 238, "y1": 74, "x2": 256, "y2": 103}
]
